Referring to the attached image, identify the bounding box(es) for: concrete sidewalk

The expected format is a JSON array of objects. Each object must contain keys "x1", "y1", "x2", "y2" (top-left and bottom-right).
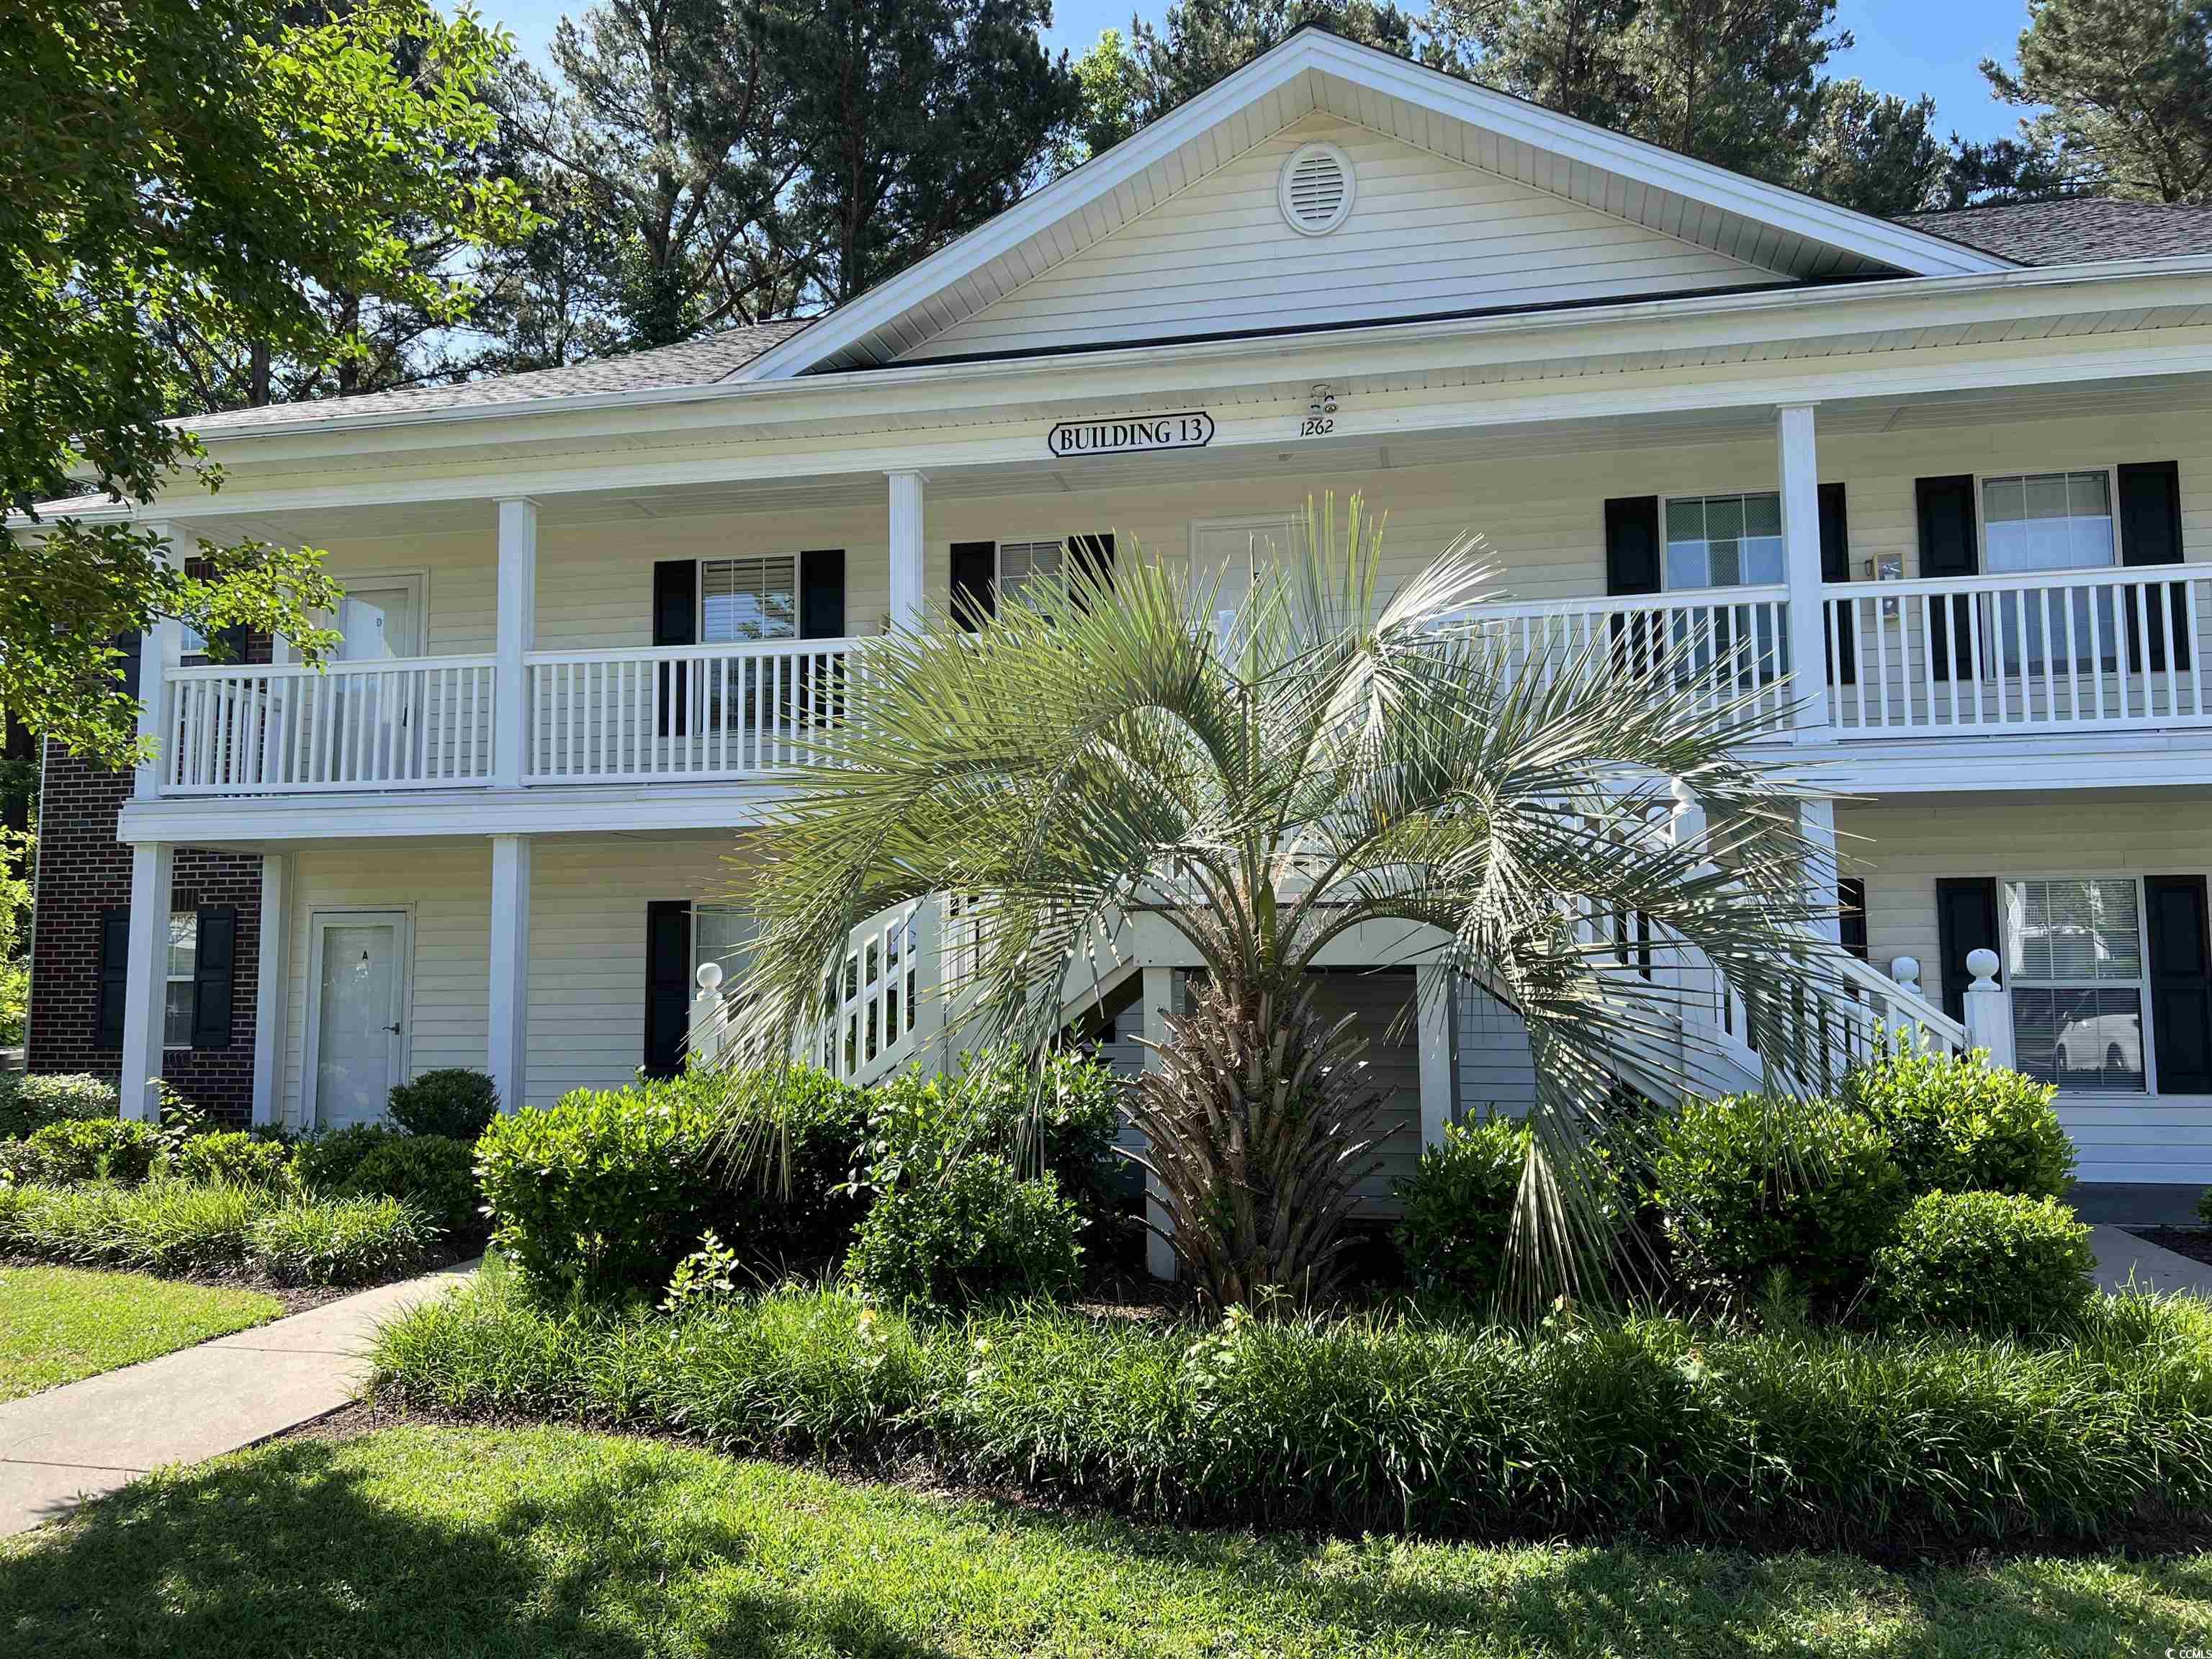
[
  {"x1": 0, "y1": 1261, "x2": 472, "y2": 1537},
  {"x1": 2089, "y1": 1225, "x2": 2212, "y2": 1296}
]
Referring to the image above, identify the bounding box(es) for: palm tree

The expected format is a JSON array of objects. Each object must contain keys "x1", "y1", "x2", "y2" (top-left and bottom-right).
[{"x1": 724, "y1": 494, "x2": 1853, "y2": 1307}]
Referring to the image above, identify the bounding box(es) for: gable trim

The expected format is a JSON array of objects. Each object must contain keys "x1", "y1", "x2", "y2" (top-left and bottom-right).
[{"x1": 739, "y1": 31, "x2": 2012, "y2": 382}]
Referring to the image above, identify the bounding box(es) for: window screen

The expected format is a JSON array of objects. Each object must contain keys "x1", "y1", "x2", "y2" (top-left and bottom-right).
[
  {"x1": 998, "y1": 540, "x2": 1064, "y2": 606},
  {"x1": 1982, "y1": 472, "x2": 2116, "y2": 574},
  {"x1": 2005, "y1": 876, "x2": 2145, "y2": 1092},
  {"x1": 1663, "y1": 493, "x2": 1784, "y2": 590},
  {"x1": 164, "y1": 910, "x2": 198, "y2": 1049},
  {"x1": 701, "y1": 557, "x2": 798, "y2": 643}
]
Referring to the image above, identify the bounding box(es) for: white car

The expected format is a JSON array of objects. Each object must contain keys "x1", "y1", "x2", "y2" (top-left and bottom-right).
[{"x1": 2053, "y1": 1012, "x2": 2142, "y2": 1084}]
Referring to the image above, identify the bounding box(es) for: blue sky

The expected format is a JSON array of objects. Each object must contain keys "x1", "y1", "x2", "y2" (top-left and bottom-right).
[{"x1": 482, "y1": 0, "x2": 2036, "y2": 145}]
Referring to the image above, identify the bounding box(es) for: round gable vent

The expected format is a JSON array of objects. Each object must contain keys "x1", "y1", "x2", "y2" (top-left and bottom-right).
[{"x1": 1279, "y1": 142, "x2": 1354, "y2": 236}]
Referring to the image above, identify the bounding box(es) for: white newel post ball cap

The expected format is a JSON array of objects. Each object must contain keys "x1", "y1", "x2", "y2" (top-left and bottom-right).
[
  {"x1": 696, "y1": 961, "x2": 724, "y2": 994},
  {"x1": 1889, "y1": 956, "x2": 1920, "y2": 990},
  {"x1": 1965, "y1": 948, "x2": 2000, "y2": 988}
]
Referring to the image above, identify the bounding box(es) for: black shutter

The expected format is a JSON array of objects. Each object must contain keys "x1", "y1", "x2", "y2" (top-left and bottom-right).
[
  {"x1": 191, "y1": 906, "x2": 236, "y2": 1050},
  {"x1": 950, "y1": 541, "x2": 997, "y2": 631},
  {"x1": 1603, "y1": 496, "x2": 1663, "y2": 672},
  {"x1": 2118, "y1": 461, "x2": 2189, "y2": 673},
  {"x1": 1915, "y1": 475, "x2": 1979, "y2": 681},
  {"x1": 94, "y1": 909, "x2": 130, "y2": 1049},
  {"x1": 644, "y1": 902, "x2": 693, "y2": 1079},
  {"x1": 1603, "y1": 497, "x2": 1662, "y2": 595},
  {"x1": 1819, "y1": 481, "x2": 1856, "y2": 685},
  {"x1": 653, "y1": 560, "x2": 697, "y2": 737},
  {"x1": 1934, "y1": 876, "x2": 2000, "y2": 1025},
  {"x1": 1070, "y1": 533, "x2": 1116, "y2": 599},
  {"x1": 2146, "y1": 874, "x2": 2212, "y2": 1094},
  {"x1": 114, "y1": 631, "x2": 143, "y2": 701},
  {"x1": 799, "y1": 549, "x2": 846, "y2": 639},
  {"x1": 1838, "y1": 876, "x2": 1868, "y2": 963}
]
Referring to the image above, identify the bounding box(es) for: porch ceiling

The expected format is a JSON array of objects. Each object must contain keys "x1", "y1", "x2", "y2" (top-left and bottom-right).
[{"x1": 185, "y1": 368, "x2": 2212, "y2": 547}]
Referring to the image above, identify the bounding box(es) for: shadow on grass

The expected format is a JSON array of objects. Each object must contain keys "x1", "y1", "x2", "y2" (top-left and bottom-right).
[
  {"x1": 5, "y1": 1425, "x2": 2209, "y2": 1658},
  {"x1": 0, "y1": 1437, "x2": 950, "y2": 1659}
]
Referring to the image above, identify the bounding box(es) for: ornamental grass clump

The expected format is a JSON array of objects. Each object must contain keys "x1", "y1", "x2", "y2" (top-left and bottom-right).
[{"x1": 369, "y1": 1272, "x2": 2212, "y2": 1552}]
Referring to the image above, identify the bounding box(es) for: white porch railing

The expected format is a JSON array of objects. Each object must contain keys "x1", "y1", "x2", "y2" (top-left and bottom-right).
[
  {"x1": 523, "y1": 638, "x2": 856, "y2": 783},
  {"x1": 1823, "y1": 567, "x2": 2211, "y2": 736},
  {"x1": 162, "y1": 658, "x2": 498, "y2": 794},
  {"x1": 1468, "y1": 585, "x2": 1794, "y2": 727}
]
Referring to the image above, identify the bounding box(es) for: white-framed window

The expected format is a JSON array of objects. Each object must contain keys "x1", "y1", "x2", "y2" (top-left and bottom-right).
[
  {"x1": 1979, "y1": 469, "x2": 2121, "y2": 675},
  {"x1": 163, "y1": 910, "x2": 197, "y2": 1049},
  {"x1": 2003, "y1": 876, "x2": 2146, "y2": 1093},
  {"x1": 996, "y1": 539, "x2": 1065, "y2": 607},
  {"x1": 1662, "y1": 491, "x2": 1785, "y2": 591},
  {"x1": 702, "y1": 556, "x2": 798, "y2": 643},
  {"x1": 1981, "y1": 470, "x2": 2118, "y2": 575}
]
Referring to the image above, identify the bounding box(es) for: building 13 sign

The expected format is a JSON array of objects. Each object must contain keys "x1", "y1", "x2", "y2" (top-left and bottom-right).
[{"x1": 1047, "y1": 412, "x2": 1214, "y2": 458}]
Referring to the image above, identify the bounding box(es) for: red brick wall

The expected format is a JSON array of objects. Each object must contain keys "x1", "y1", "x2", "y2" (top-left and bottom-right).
[{"x1": 27, "y1": 745, "x2": 261, "y2": 1126}]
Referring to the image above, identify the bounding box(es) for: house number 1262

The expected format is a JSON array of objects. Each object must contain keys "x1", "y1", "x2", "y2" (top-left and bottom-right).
[{"x1": 1300, "y1": 382, "x2": 1339, "y2": 437}]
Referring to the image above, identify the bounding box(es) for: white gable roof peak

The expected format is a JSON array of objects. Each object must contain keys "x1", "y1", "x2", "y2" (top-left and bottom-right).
[{"x1": 740, "y1": 28, "x2": 2013, "y2": 381}]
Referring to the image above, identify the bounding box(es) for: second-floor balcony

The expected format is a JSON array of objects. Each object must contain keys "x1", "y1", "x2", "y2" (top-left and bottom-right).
[{"x1": 148, "y1": 562, "x2": 2212, "y2": 799}]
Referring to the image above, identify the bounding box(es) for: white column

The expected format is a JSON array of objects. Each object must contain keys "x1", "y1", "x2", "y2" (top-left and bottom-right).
[
  {"x1": 251, "y1": 853, "x2": 291, "y2": 1127},
  {"x1": 1961, "y1": 948, "x2": 2015, "y2": 1069},
  {"x1": 1415, "y1": 962, "x2": 1455, "y2": 1146},
  {"x1": 487, "y1": 834, "x2": 532, "y2": 1112},
  {"x1": 1777, "y1": 403, "x2": 1833, "y2": 744},
  {"x1": 492, "y1": 497, "x2": 538, "y2": 788},
  {"x1": 1139, "y1": 964, "x2": 1178, "y2": 1282},
  {"x1": 886, "y1": 470, "x2": 927, "y2": 633},
  {"x1": 117, "y1": 842, "x2": 174, "y2": 1121},
  {"x1": 132, "y1": 522, "x2": 183, "y2": 800}
]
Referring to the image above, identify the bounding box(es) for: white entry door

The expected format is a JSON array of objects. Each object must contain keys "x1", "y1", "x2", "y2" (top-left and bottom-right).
[{"x1": 307, "y1": 911, "x2": 410, "y2": 1130}]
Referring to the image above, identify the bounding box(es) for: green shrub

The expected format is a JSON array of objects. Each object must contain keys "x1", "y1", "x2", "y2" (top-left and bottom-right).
[
  {"x1": 295, "y1": 1124, "x2": 404, "y2": 1195},
  {"x1": 167, "y1": 1130, "x2": 293, "y2": 1190},
  {"x1": 338, "y1": 1133, "x2": 484, "y2": 1251},
  {"x1": 1651, "y1": 1093, "x2": 1906, "y2": 1311},
  {"x1": 1395, "y1": 1115, "x2": 1527, "y2": 1310},
  {"x1": 373, "y1": 1272, "x2": 2212, "y2": 1552},
  {"x1": 845, "y1": 1156, "x2": 1082, "y2": 1308},
  {"x1": 1843, "y1": 1046, "x2": 2076, "y2": 1200},
  {"x1": 249, "y1": 1196, "x2": 442, "y2": 1287},
  {"x1": 716, "y1": 1065, "x2": 873, "y2": 1265},
  {"x1": 387, "y1": 1068, "x2": 500, "y2": 1141},
  {"x1": 16, "y1": 1118, "x2": 160, "y2": 1186},
  {"x1": 0, "y1": 1073, "x2": 119, "y2": 1141},
  {"x1": 475, "y1": 1076, "x2": 731, "y2": 1304},
  {"x1": 1870, "y1": 1190, "x2": 2096, "y2": 1334},
  {"x1": 477, "y1": 1067, "x2": 871, "y2": 1305},
  {"x1": 863, "y1": 1050, "x2": 1125, "y2": 1228}
]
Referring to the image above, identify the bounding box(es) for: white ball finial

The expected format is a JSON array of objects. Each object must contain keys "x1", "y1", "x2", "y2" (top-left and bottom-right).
[
  {"x1": 1668, "y1": 776, "x2": 1695, "y2": 816},
  {"x1": 1965, "y1": 948, "x2": 2000, "y2": 989},
  {"x1": 696, "y1": 961, "x2": 724, "y2": 994},
  {"x1": 1889, "y1": 956, "x2": 1921, "y2": 994}
]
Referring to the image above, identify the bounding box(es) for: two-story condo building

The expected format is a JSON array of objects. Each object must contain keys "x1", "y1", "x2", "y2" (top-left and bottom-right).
[{"x1": 29, "y1": 30, "x2": 2212, "y2": 1222}]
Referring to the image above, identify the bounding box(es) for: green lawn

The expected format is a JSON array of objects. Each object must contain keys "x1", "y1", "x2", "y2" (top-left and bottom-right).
[
  {"x1": 3, "y1": 1424, "x2": 2208, "y2": 1656},
  {"x1": 0, "y1": 1263, "x2": 281, "y2": 1402}
]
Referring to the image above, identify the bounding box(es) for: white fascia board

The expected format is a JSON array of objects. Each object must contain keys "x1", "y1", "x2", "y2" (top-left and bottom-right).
[
  {"x1": 736, "y1": 32, "x2": 2009, "y2": 381},
  {"x1": 117, "y1": 783, "x2": 794, "y2": 844}
]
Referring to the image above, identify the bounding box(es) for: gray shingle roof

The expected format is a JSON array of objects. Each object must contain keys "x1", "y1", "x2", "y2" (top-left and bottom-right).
[
  {"x1": 1896, "y1": 199, "x2": 2212, "y2": 267},
  {"x1": 181, "y1": 317, "x2": 814, "y2": 433}
]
